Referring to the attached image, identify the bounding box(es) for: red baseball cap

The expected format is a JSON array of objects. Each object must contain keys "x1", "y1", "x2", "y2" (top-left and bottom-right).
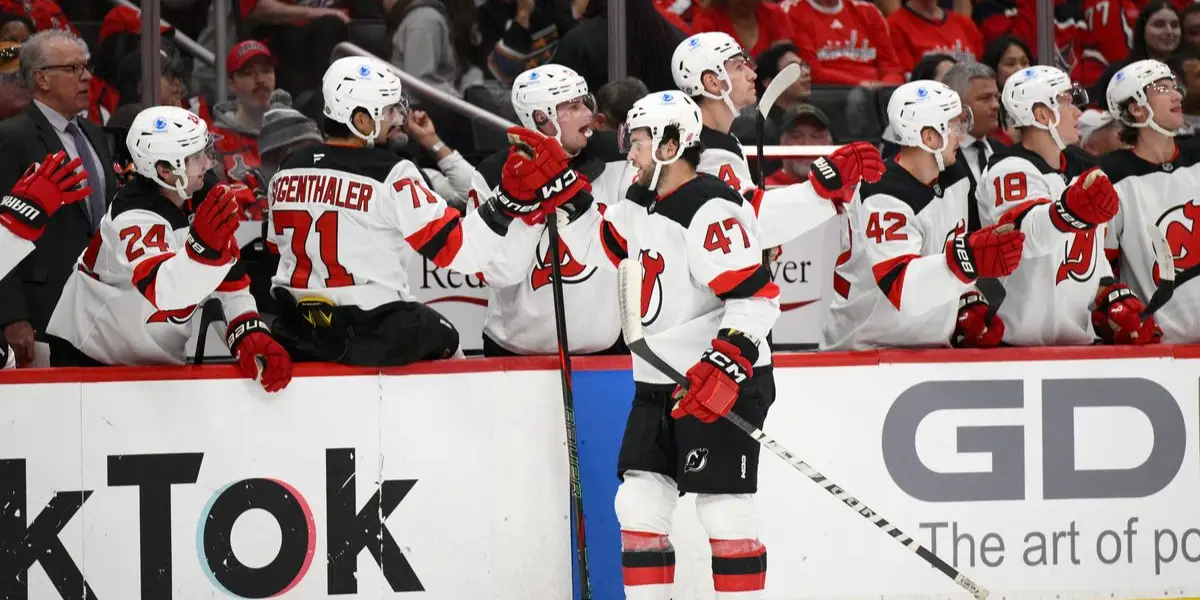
[{"x1": 227, "y1": 40, "x2": 276, "y2": 75}]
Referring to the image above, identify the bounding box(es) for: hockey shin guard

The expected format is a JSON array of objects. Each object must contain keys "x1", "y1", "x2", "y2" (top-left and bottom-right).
[
  {"x1": 710, "y1": 538, "x2": 767, "y2": 598},
  {"x1": 620, "y1": 530, "x2": 675, "y2": 599}
]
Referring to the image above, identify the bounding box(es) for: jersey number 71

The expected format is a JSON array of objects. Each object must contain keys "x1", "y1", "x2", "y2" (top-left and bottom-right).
[{"x1": 273, "y1": 211, "x2": 354, "y2": 288}]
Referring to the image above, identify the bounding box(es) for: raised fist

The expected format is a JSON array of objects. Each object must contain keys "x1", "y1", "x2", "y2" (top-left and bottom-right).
[
  {"x1": 809, "y1": 141, "x2": 885, "y2": 206},
  {"x1": 498, "y1": 127, "x2": 589, "y2": 223},
  {"x1": 946, "y1": 223, "x2": 1025, "y2": 283},
  {"x1": 1052, "y1": 168, "x2": 1119, "y2": 232}
]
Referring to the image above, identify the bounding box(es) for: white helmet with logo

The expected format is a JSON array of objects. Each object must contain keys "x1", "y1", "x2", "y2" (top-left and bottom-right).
[
  {"x1": 621, "y1": 90, "x2": 703, "y2": 188},
  {"x1": 511, "y1": 64, "x2": 594, "y2": 143},
  {"x1": 322, "y1": 56, "x2": 407, "y2": 146},
  {"x1": 1107, "y1": 59, "x2": 1182, "y2": 138},
  {"x1": 1002, "y1": 65, "x2": 1087, "y2": 149},
  {"x1": 887, "y1": 80, "x2": 965, "y2": 171},
  {"x1": 126, "y1": 105, "x2": 212, "y2": 200},
  {"x1": 672, "y1": 32, "x2": 745, "y2": 119}
]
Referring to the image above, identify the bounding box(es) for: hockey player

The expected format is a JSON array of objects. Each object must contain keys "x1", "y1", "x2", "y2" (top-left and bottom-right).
[
  {"x1": 468, "y1": 64, "x2": 635, "y2": 356},
  {"x1": 268, "y1": 56, "x2": 580, "y2": 365},
  {"x1": 671, "y1": 32, "x2": 883, "y2": 249},
  {"x1": 0, "y1": 151, "x2": 90, "y2": 280},
  {"x1": 822, "y1": 81, "x2": 1026, "y2": 351},
  {"x1": 0, "y1": 151, "x2": 90, "y2": 370},
  {"x1": 978, "y1": 65, "x2": 1160, "y2": 345},
  {"x1": 45, "y1": 106, "x2": 293, "y2": 392},
  {"x1": 1102, "y1": 59, "x2": 1196, "y2": 342},
  {"x1": 556, "y1": 90, "x2": 881, "y2": 600}
]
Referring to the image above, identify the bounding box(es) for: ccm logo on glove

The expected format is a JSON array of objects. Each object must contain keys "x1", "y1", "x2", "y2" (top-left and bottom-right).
[
  {"x1": 704, "y1": 348, "x2": 750, "y2": 384},
  {"x1": 540, "y1": 169, "x2": 579, "y2": 201}
]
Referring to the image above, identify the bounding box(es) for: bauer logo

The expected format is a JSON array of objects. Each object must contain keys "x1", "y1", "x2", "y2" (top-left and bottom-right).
[
  {"x1": 0, "y1": 449, "x2": 422, "y2": 600},
  {"x1": 880, "y1": 378, "x2": 1187, "y2": 502}
]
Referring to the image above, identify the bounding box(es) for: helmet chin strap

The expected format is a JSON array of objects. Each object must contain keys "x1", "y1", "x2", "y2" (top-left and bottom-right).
[
  {"x1": 1030, "y1": 105, "x2": 1068, "y2": 150},
  {"x1": 699, "y1": 73, "x2": 739, "y2": 121},
  {"x1": 1132, "y1": 98, "x2": 1179, "y2": 137},
  {"x1": 918, "y1": 129, "x2": 950, "y2": 172}
]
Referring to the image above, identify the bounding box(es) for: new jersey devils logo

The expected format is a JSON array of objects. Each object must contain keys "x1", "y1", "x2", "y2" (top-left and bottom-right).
[
  {"x1": 1056, "y1": 230, "x2": 1098, "y2": 284},
  {"x1": 530, "y1": 235, "x2": 596, "y2": 290},
  {"x1": 146, "y1": 305, "x2": 198, "y2": 325},
  {"x1": 639, "y1": 250, "x2": 666, "y2": 326},
  {"x1": 1154, "y1": 199, "x2": 1200, "y2": 284}
]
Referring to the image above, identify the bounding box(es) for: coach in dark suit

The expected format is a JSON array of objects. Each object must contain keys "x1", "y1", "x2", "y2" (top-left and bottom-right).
[{"x1": 0, "y1": 30, "x2": 115, "y2": 367}]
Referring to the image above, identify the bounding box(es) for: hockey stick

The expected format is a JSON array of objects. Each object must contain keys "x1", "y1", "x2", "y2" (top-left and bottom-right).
[
  {"x1": 193, "y1": 298, "x2": 226, "y2": 366},
  {"x1": 1140, "y1": 224, "x2": 1176, "y2": 319},
  {"x1": 546, "y1": 210, "x2": 592, "y2": 599},
  {"x1": 615, "y1": 259, "x2": 991, "y2": 600},
  {"x1": 756, "y1": 63, "x2": 803, "y2": 187}
]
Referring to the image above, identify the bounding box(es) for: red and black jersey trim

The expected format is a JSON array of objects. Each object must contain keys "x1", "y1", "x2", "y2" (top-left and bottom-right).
[
  {"x1": 709, "y1": 264, "x2": 780, "y2": 300},
  {"x1": 998, "y1": 199, "x2": 1050, "y2": 231},
  {"x1": 652, "y1": 174, "x2": 746, "y2": 228},
  {"x1": 600, "y1": 220, "x2": 628, "y2": 266},
  {"x1": 872, "y1": 253, "x2": 919, "y2": 310},
  {"x1": 132, "y1": 252, "x2": 175, "y2": 307},
  {"x1": 406, "y1": 210, "x2": 464, "y2": 268}
]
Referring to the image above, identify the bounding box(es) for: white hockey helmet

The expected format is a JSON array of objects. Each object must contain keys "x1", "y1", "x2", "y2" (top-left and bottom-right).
[
  {"x1": 126, "y1": 105, "x2": 212, "y2": 200},
  {"x1": 1107, "y1": 59, "x2": 1184, "y2": 138},
  {"x1": 672, "y1": 32, "x2": 747, "y2": 119},
  {"x1": 1002, "y1": 65, "x2": 1087, "y2": 150},
  {"x1": 621, "y1": 90, "x2": 703, "y2": 189},
  {"x1": 886, "y1": 80, "x2": 967, "y2": 172},
  {"x1": 511, "y1": 64, "x2": 595, "y2": 143},
  {"x1": 322, "y1": 56, "x2": 408, "y2": 146}
]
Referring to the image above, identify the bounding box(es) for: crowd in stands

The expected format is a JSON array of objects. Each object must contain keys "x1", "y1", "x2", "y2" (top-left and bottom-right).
[{"x1": 0, "y1": 0, "x2": 1195, "y2": 366}]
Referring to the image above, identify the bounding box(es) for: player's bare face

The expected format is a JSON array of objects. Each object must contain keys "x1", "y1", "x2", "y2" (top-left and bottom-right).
[
  {"x1": 725, "y1": 56, "x2": 757, "y2": 109},
  {"x1": 1145, "y1": 78, "x2": 1186, "y2": 131},
  {"x1": 182, "y1": 147, "x2": 215, "y2": 195},
  {"x1": 370, "y1": 104, "x2": 407, "y2": 146},
  {"x1": 625, "y1": 130, "x2": 657, "y2": 187},
  {"x1": 939, "y1": 112, "x2": 970, "y2": 165},
  {"x1": 1054, "y1": 102, "x2": 1083, "y2": 146},
  {"x1": 550, "y1": 96, "x2": 596, "y2": 154}
]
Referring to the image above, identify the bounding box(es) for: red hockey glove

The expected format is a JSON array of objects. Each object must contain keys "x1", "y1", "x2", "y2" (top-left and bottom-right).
[
  {"x1": 1091, "y1": 279, "x2": 1162, "y2": 345},
  {"x1": 808, "y1": 141, "x2": 885, "y2": 206},
  {"x1": 0, "y1": 151, "x2": 90, "y2": 241},
  {"x1": 227, "y1": 313, "x2": 293, "y2": 392},
  {"x1": 228, "y1": 181, "x2": 264, "y2": 220},
  {"x1": 952, "y1": 291, "x2": 1006, "y2": 348},
  {"x1": 499, "y1": 127, "x2": 589, "y2": 223},
  {"x1": 1051, "y1": 168, "x2": 1118, "y2": 232},
  {"x1": 187, "y1": 184, "x2": 241, "y2": 264},
  {"x1": 671, "y1": 330, "x2": 758, "y2": 423},
  {"x1": 946, "y1": 223, "x2": 1025, "y2": 283}
]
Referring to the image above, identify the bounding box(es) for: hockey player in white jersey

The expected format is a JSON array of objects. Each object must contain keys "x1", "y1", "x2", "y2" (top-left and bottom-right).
[
  {"x1": 978, "y1": 65, "x2": 1161, "y2": 345},
  {"x1": 467, "y1": 64, "x2": 635, "y2": 356},
  {"x1": 45, "y1": 106, "x2": 293, "y2": 391},
  {"x1": 555, "y1": 90, "x2": 880, "y2": 600},
  {"x1": 268, "y1": 56, "x2": 579, "y2": 365},
  {"x1": 0, "y1": 151, "x2": 90, "y2": 369},
  {"x1": 671, "y1": 31, "x2": 885, "y2": 247},
  {"x1": 1102, "y1": 59, "x2": 1195, "y2": 342},
  {"x1": 822, "y1": 81, "x2": 1025, "y2": 351}
]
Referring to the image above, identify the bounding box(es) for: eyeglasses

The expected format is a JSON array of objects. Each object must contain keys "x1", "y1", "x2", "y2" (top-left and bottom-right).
[{"x1": 38, "y1": 63, "x2": 92, "y2": 77}]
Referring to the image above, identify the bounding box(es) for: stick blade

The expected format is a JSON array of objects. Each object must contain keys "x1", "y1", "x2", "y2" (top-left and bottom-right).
[
  {"x1": 759, "y1": 63, "x2": 803, "y2": 119},
  {"x1": 1147, "y1": 224, "x2": 1175, "y2": 283},
  {"x1": 617, "y1": 259, "x2": 645, "y2": 344}
]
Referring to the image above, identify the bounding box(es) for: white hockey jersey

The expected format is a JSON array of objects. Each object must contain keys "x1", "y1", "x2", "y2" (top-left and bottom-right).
[
  {"x1": 696, "y1": 126, "x2": 840, "y2": 247},
  {"x1": 821, "y1": 159, "x2": 975, "y2": 351},
  {"x1": 0, "y1": 226, "x2": 34, "y2": 280},
  {"x1": 268, "y1": 144, "x2": 507, "y2": 311},
  {"x1": 1101, "y1": 141, "x2": 1200, "y2": 343},
  {"x1": 559, "y1": 174, "x2": 781, "y2": 384},
  {"x1": 466, "y1": 137, "x2": 636, "y2": 354},
  {"x1": 977, "y1": 145, "x2": 1107, "y2": 346},
  {"x1": 47, "y1": 176, "x2": 257, "y2": 365}
]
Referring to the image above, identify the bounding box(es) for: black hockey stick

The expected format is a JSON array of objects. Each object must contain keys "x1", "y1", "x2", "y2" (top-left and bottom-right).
[
  {"x1": 193, "y1": 297, "x2": 226, "y2": 366},
  {"x1": 755, "y1": 62, "x2": 803, "y2": 187},
  {"x1": 615, "y1": 259, "x2": 991, "y2": 600},
  {"x1": 546, "y1": 212, "x2": 592, "y2": 599}
]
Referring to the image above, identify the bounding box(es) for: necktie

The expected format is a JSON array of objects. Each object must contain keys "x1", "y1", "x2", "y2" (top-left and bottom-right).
[
  {"x1": 65, "y1": 120, "x2": 105, "y2": 230},
  {"x1": 972, "y1": 140, "x2": 988, "y2": 175}
]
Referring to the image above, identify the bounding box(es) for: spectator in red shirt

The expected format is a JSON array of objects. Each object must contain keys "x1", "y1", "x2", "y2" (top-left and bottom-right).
[
  {"x1": 887, "y1": 0, "x2": 983, "y2": 74},
  {"x1": 0, "y1": 0, "x2": 71, "y2": 34},
  {"x1": 210, "y1": 41, "x2": 280, "y2": 190},
  {"x1": 783, "y1": 0, "x2": 905, "y2": 86},
  {"x1": 690, "y1": 0, "x2": 794, "y2": 57},
  {"x1": 764, "y1": 104, "x2": 833, "y2": 186}
]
